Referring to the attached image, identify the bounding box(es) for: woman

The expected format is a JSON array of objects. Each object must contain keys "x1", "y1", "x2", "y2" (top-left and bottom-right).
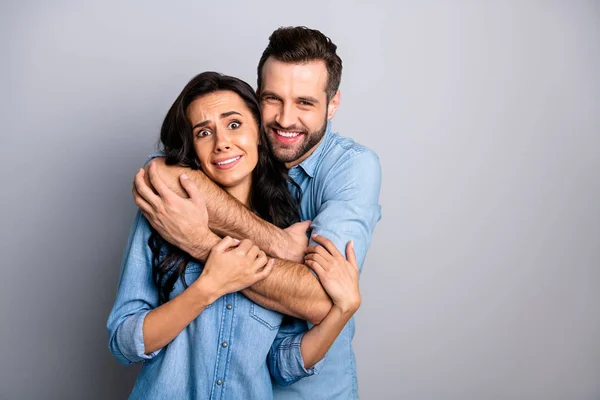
[{"x1": 107, "y1": 72, "x2": 360, "y2": 399}]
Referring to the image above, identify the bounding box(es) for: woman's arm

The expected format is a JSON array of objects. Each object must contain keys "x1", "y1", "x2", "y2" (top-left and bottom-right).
[
  {"x1": 300, "y1": 235, "x2": 361, "y2": 368},
  {"x1": 268, "y1": 235, "x2": 361, "y2": 384},
  {"x1": 142, "y1": 237, "x2": 273, "y2": 354}
]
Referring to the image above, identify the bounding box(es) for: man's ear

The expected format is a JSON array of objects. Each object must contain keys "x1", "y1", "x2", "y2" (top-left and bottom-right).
[{"x1": 327, "y1": 90, "x2": 341, "y2": 120}]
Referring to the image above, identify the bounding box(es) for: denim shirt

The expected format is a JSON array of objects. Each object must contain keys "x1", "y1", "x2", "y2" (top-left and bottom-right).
[
  {"x1": 107, "y1": 212, "x2": 323, "y2": 400},
  {"x1": 273, "y1": 122, "x2": 382, "y2": 400}
]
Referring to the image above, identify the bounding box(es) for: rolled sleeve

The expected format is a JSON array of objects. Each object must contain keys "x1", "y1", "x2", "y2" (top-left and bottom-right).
[
  {"x1": 268, "y1": 318, "x2": 326, "y2": 386},
  {"x1": 112, "y1": 310, "x2": 160, "y2": 363},
  {"x1": 107, "y1": 211, "x2": 162, "y2": 364},
  {"x1": 311, "y1": 149, "x2": 382, "y2": 271}
]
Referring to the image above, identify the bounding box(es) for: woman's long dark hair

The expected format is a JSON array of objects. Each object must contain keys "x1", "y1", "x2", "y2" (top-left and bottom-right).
[{"x1": 149, "y1": 71, "x2": 300, "y2": 304}]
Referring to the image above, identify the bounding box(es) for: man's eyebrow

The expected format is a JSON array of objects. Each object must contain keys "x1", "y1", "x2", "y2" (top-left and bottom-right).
[
  {"x1": 298, "y1": 96, "x2": 320, "y2": 104},
  {"x1": 261, "y1": 91, "x2": 320, "y2": 104},
  {"x1": 261, "y1": 90, "x2": 280, "y2": 98},
  {"x1": 191, "y1": 111, "x2": 242, "y2": 130}
]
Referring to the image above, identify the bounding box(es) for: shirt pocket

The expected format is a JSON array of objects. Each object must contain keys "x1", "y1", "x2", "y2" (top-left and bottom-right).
[{"x1": 249, "y1": 303, "x2": 283, "y2": 330}]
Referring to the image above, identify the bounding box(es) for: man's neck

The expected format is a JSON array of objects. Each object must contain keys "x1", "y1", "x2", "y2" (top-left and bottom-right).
[{"x1": 285, "y1": 135, "x2": 325, "y2": 169}]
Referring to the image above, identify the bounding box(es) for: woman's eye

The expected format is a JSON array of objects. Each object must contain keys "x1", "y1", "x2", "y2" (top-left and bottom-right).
[
  {"x1": 197, "y1": 129, "x2": 211, "y2": 138},
  {"x1": 228, "y1": 121, "x2": 241, "y2": 129}
]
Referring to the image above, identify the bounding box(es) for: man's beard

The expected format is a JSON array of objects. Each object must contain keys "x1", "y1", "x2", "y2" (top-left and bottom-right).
[{"x1": 265, "y1": 115, "x2": 328, "y2": 164}]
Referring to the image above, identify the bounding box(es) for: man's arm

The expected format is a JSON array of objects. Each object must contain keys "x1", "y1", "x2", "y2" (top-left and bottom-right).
[
  {"x1": 137, "y1": 158, "x2": 305, "y2": 262},
  {"x1": 307, "y1": 149, "x2": 382, "y2": 273},
  {"x1": 241, "y1": 259, "x2": 332, "y2": 325},
  {"x1": 133, "y1": 160, "x2": 331, "y2": 324}
]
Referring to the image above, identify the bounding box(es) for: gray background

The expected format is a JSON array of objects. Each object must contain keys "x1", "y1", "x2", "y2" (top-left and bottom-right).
[{"x1": 1, "y1": 1, "x2": 599, "y2": 399}]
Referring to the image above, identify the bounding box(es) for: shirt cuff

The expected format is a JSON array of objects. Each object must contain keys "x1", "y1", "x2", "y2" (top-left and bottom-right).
[
  {"x1": 115, "y1": 311, "x2": 160, "y2": 363},
  {"x1": 271, "y1": 331, "x2": 326, "y2": 385}
]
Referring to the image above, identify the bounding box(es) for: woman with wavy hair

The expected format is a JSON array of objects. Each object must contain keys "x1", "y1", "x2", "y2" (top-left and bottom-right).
[{"x1": 107, "y1": 72, "x2": 361, "y2": 399}]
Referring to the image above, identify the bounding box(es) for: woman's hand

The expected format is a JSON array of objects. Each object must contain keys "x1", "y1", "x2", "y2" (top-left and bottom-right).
[
  {"x1": 198, "y1": 237, "x2": 273, "y2": 298},
  {"x1": 304, "y1": 235, "x2": 361, "y2": 314}
]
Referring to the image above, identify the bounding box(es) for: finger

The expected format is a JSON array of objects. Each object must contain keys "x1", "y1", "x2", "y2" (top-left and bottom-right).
[
  {"x1": 304, "y1": 253, "x2": 328, "y2": 269},
  {"x1": 247, "y1": 245, "x2": 261, "y2": 261},
  {"x1": 253, "y1": 251, "x2": 268, "y2": 270},
  {"x1": 236, "y1": 239, "x2": 254, "y2": 254},
  {"x1": 256, "y1": 259, "x2": 274, "y2": 280},
  {"x1": 346, "y1": 240, "x2": 358, "y2": 269},
  {"x1": 148, "y1": 162, "x2": 177, "y2": 200},
  {"x1": 311, "y1": 234, "x2": 342, "y2": 258},
  {"x1": 180, "y1": 174, "x2": 204, "y2": 202},
  {"x1": 298, "y1": 220, "x2": 312, "y2": 231},
  {"x1": 134, "y1": 169, "x2": 161, "y2": 208},
  {"x1": 305, "y1": 260, "x2": 326, "y2": 278},
  {"x1": 212, "y1": 236, "x2": 236, "y2": 252},
  {"x1": 305, "y1": 245, "x2": 333, "y2": 261},
  {"x1": 136, "y1": 196, "x2": 155, "y2": 217}
]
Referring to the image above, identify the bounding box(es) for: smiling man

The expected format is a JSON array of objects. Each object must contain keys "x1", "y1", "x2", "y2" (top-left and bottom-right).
[{"x1": 134, "y1": 26, "x2": 382, "y2": 399}]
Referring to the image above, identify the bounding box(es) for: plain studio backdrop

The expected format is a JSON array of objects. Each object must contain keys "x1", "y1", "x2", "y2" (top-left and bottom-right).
[{"x1": 1, "y1": 1, "x2": 599, "y2": 399}]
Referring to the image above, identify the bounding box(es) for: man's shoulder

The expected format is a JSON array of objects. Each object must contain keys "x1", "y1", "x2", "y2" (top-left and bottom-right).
[{"x1": 317, "y1": 132, "x2": 380, "y2": 175}]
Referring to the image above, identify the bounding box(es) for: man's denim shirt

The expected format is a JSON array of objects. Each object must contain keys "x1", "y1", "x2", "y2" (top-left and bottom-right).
[
  {"x1": 274, "y1": 122, "x2": 382, "y2": 400},
  {"x1": 107, "y1": 213, "x2": 324, "y2": 400}
]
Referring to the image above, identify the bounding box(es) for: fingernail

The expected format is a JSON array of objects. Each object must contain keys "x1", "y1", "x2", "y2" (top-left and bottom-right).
[
  {"x1": 350, "y1": 240, "x2": 354, "y2": 248},
  {"x1": 312, "y1": 234, "x2": 318, "y2": 238},
  {"x1": 270, "y1": 259, "x2": 275, "y2": 264},
  {"x1": 181, "y1": 174, "x2": 188, "y2": 180},
  {"x1": 233, "y1": 239, "x2": 240, "y2": 243}
]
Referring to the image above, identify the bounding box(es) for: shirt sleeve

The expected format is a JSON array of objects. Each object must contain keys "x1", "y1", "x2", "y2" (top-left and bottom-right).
[
  {"x1": 146, "y1": 151, "x2": 165, "y2": 164},
  {"x1": 106, "y1": 211, "x2": 162, "y2": 364},
  {"x1": 311, "y1": 148, "x2": 382, "y2": 271},
  {"x1": 268, "y1": 317, "x2": 326, "y2": 386}
]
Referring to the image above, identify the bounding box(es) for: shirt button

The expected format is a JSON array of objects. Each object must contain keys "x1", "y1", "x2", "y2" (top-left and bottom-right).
[
  {"x1": 222, "y1": 342, "x2": 228, "y2": 348},
  {"x1": 216, "y1": 379, "x2": 223, "y2": 386},
  {"x1": 226, "y1": 304, "x2": 232, "y2": 310}
]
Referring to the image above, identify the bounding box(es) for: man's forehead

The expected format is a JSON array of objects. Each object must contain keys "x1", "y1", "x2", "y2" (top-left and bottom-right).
[{"x1": 262, "y1": 57, "x2": 328, "y2": 96}]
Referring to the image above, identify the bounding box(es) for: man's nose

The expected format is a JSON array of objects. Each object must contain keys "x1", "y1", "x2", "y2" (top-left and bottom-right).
[{"x1": 276, "y1": 103, "x2": 297, "y2": 129}]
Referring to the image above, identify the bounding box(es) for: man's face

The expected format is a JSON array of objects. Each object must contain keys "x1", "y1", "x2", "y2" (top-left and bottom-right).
[{"x1": 259, "y1": 57, "x2": 339, "y2": 167}]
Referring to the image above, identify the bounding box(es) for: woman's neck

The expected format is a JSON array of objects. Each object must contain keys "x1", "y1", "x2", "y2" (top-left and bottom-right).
[{"x1": 224, "y1": 179, "x2": 253, "y2": 209}]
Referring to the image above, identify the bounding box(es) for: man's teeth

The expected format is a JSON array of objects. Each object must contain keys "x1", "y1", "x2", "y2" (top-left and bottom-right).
[
  {"x1": 276, "y1": 130, "x2": 301, "y2": 138},
  {"x1": 216, "y1": 156, "x2": 240, "y2": 165}
]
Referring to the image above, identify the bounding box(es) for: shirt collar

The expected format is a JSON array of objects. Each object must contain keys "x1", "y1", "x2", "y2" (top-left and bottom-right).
[{"x1": 290, "y1": 121, "x2": 332, "y2": 178}]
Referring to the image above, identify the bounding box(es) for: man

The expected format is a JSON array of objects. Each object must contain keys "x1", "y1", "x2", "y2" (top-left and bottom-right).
[{"x1": 134, "y1": 26, "x2": 382, "y2": 399}]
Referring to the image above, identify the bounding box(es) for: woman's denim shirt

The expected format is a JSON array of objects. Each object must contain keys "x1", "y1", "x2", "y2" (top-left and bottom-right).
[{"x1": 107, "y1": 211, "x2": 323, "y2": 400}]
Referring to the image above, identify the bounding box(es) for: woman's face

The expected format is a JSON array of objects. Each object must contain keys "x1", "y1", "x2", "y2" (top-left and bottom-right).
[{"x1": 187, "y1": 90, "x2": 259, "y2": 203}]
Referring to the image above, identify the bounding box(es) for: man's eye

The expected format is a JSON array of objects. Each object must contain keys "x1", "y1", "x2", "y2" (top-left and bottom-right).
[
  {"x1": 228, "y1": 121, "x2": 241, "y2": 129},
  {"x1": 197, "y1": 129, "x2": 211, "y2": 138},
  {"x1": 300, "y1": 101, "x2": 313, "y2": 106}
]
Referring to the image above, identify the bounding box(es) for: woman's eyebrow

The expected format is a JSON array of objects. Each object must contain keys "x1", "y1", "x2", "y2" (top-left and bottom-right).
[
  {"x1": 192, "y1": 111, "x2": 242, "y2": 130},
  {"x1": 220, "y1": 111, "x2": 242, "y2": 119}
]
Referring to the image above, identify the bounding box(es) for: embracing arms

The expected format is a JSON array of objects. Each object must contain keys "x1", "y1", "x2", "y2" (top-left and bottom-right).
[{"x1": 133, "y1": 161, "x2": 331, "y2": 324}]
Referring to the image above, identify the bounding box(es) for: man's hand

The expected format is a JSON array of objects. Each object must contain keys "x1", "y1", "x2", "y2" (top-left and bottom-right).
[
  {"x1": 133, "y1": 162, "x2": 210, "y2": 258},
  {"x1": 281, "y1": 220, "x2": 312, "y2": 263}
]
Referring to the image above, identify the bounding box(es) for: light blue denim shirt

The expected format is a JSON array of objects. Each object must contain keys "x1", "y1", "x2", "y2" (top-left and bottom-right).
[
  {"x1": 107, "y1": 212, "x2": 323, "y2": 400},
  {"x1": 273, "y1": 122, "x2": 382, "y2": 400}
]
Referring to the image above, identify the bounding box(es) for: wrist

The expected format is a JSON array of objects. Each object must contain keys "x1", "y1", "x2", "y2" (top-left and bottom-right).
[
  {"x1": 333, "y1": 297, "x2": 361, "y2": 316},
  {"x1": 186, "y1": 229, "x2": 217, "y2": 261},
  {"x1": 190, "y1": 275, "x2": 221, "y2": 307}
]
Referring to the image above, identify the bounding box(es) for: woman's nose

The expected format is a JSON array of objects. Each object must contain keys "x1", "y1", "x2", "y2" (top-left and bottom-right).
[{"x1": 214, "y1": 132, "x2": 232, "y2": 152}]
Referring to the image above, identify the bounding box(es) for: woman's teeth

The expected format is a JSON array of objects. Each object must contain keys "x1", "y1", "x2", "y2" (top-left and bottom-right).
[{"x1": 216, "y1": 156, "x2": 241, "y2": 165}]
